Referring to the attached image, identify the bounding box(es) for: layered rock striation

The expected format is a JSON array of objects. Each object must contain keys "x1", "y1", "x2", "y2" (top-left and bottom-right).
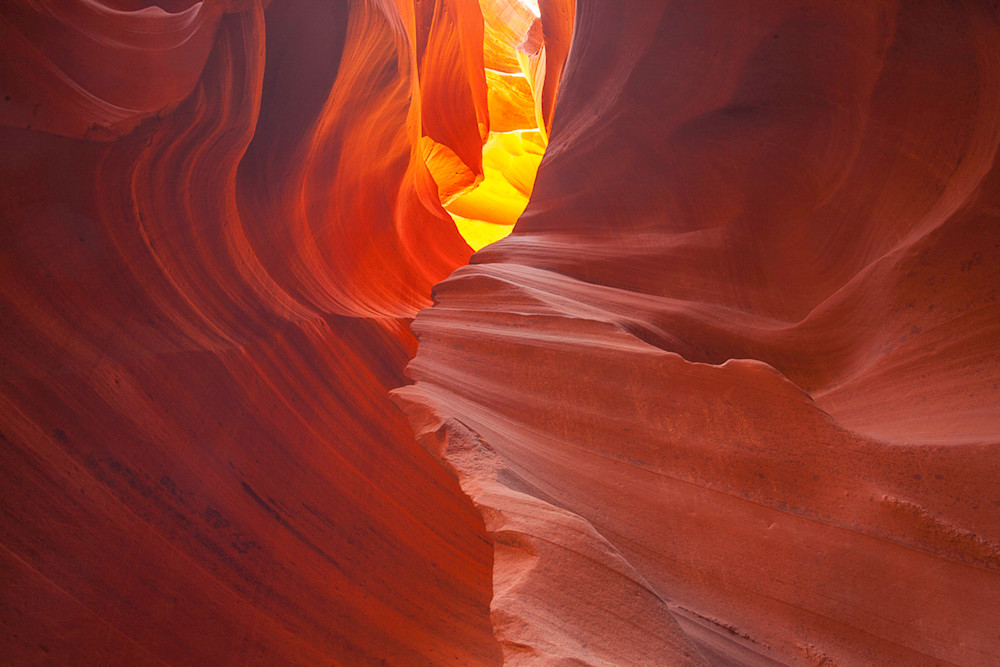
[
  {"x1": 2, "y1": 0, "x2": 998, "y2": 665},
  {"x1": 2, "y1": 0, "x2": 496, "y2": 663},
  {"x1": 396, "y1": 0, "x2": 1000, "y2": 664}
]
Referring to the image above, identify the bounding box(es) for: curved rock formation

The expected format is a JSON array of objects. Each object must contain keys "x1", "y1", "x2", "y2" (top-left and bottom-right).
[
  {"x1": 396, "y1": 0, "x2": 1000, "y2": 664},
  {"x1": 2, "y1": 0, "x2": 998, "y2": 665},
  {"x1": 1, "y1": 0, "x2": 497, "y2": 663}
]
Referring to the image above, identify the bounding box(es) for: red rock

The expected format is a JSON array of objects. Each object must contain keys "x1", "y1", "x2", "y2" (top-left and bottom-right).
[
  {"x1": 1, "y1": 0, "x2": 496, "y2": 663},
  {"x1": 2, "y1": 0, "x2": 998, "y2": 664},
  {"x1": 398, "y1": 0, "x2": 1000, "y2": 664}
]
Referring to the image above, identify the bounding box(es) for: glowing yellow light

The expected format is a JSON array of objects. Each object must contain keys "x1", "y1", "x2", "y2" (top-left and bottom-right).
[
  {"x1": 451, "y1": 215, "x2": 516, "y2": 251},
  {"x1": 444, "y1": 1, "x2": 548, "y2": 251}
]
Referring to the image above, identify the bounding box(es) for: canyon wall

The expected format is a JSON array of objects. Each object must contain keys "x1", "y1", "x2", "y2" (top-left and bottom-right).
[
  {"x1": 396, "y1": 0, "x2": 1000, "y2": 664},
  {"x1": 1, "y1": 1, "x2": 498, "y2": 663},
  {"x1": 2, "y1": 0, "x2": 999, "y2": 665}
]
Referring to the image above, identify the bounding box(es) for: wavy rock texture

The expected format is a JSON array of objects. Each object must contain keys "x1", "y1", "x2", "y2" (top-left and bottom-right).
[
  {"x1": 2, "y1": 1, "x2": 999, "y2": 666},
  {"x1": 1, "y1": 0, "x2": 500, "y2": 664},
  {"x1": 396, "y1": 0, "x2": 1000, "y2": 665}
]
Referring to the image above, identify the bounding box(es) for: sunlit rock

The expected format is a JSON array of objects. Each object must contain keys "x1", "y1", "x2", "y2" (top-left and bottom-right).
[{"x1": 1, "y1": 0, "x2": 997, "y2": 665}]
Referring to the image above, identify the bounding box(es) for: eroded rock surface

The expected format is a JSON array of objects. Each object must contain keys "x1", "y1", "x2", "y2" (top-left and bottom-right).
[
  {"x1": 396, "y1": 1, "x2": 1000, "y2": 664},
  {"x1": 2, "y1": 0, "x2": 998, "y2": 665}
]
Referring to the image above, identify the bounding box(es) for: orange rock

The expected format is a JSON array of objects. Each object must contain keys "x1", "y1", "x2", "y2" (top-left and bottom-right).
[
  {"x1": 0, "y1": 0, "x2": 496, "y2": 663},
  {"x1": 2, "y1": 0, "x2": 998, "y2": 664},
  {"x1": 398, "y1": 0, "x2": 1000, "y2": 664}
]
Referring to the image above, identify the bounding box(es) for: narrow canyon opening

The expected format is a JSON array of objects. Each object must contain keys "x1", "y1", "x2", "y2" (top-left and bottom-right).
[
  {"x1": 1, "y1": 1, "x2": 998, "y2": 666},
  {"x1": 440, "y1": 0, "x2": 548, "y2": 250}
]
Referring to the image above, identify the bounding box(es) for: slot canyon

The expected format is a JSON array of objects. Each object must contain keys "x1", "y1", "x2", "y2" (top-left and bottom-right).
[{"x1": 1, "y1": 0, "x2": 998, "y2": 665}]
